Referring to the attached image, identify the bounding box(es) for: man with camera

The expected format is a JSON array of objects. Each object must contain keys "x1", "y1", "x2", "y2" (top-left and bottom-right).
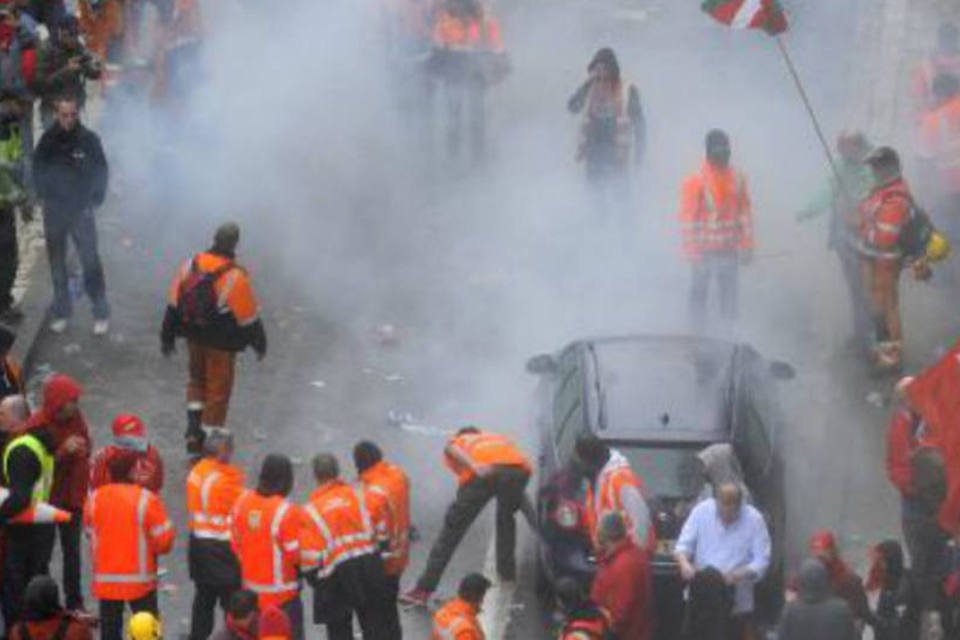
[{"x1": 36, "y1": 15, "x2": 101, "y2": 129}]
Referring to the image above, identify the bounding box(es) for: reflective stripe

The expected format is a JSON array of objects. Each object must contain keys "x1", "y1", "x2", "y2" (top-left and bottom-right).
[
  {"x1": 187, "y1": 401, "x2": 204, "y2": 411},
  {"x1": 95, "y1": 572, "x2": 156, "y2": 583},
  {"x1": 436, "y1": 615, "x2": 475, "y2": 640},
  {"x1": 243, "y1": 579, "x2": 299, "y2": 594},
  {"x1": 876, "y1": 222, "x2": 902, "y2": 234},
  {"x1": 218, "y1": 270, "x2": 239, "y2": 309},
  {"x1": 192, "y1": 530, "x2": 231, "y2": 541},
  {"x1": 192, "y1": 513, "x2": 228, "y2": 526},
  {"x1": 270, "y1": 502, "x2": 291, "y2": 589},
  {"x1": 137, "y1": 489, "x2": 149, "y2": 580},
  {"x1": 151, "y1": 521, "x2": 173, "y2": 537},
  {"x1": 316, "y1": 544, "x2": 378, "y2": 578},
  {"x1": 200, "y1": 471, "x2": 221, "y2": 513}
]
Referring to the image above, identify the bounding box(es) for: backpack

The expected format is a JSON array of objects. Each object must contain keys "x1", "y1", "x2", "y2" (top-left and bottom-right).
[
  {"x1": 897, "y1": 198, "x2": 937, "y2": 260},
  {"x1": 177, "y1": 258, "x2": 235, "y2": 330}
]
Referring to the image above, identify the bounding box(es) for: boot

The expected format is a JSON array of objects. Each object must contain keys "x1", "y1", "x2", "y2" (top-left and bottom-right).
[{"x1": 185, "y1": 409, "x2": 204, "y2": 455}]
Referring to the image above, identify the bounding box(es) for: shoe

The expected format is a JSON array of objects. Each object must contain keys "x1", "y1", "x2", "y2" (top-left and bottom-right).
[
  {"x1": 93, "y1": 319, "x2": 110, "y2": 336},
  {"x1": 398, "y1": 588, "x2": 432, "y2": 607},
  {"x1": 49, "y1": 318, "x2": 68, "y2": 334}
]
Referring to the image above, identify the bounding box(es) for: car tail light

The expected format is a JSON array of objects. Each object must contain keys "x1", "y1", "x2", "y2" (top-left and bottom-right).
[{"x1": 553, "y1": 499, "x2": 581, "y2": 530}]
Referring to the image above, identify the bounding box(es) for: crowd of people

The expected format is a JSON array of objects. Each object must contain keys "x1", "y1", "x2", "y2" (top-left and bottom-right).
[{"x1": 0, "y1": 0, "x2": 959, "y2": 639}]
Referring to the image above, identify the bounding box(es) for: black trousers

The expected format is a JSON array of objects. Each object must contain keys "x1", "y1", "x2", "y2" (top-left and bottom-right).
[
  {"x1": 417, "y1": 465, "x2": 531, "y2": 592},
  {"x1": 2, "y1": 524, "x2": 55, "y2": 627},
  {"x1": 325, "y1": 606, "x2": 390, "y2": 640},
  {"x1": 99, "y1": 591, "x2": 158, "y2": 640},
  {"x1": 382, "y1": 574, "x2": 402, "y2": 639},
  {"x1": 0, "y1": 207, "x2": 16, "y2": 312},
  {"x1": 57, "y1": 512, "x2": 84, "y2": 609},
  {"x1": 903, "y1": 514, "x2": 949, "y2": 612},
  {"x1": 189, "y1": 584, "x2": 235, "y2": 640}
]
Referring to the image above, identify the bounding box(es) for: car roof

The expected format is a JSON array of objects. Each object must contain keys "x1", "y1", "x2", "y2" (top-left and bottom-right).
[{"x1": 568, "y1": 333, "x2": 743, "y2": 442}]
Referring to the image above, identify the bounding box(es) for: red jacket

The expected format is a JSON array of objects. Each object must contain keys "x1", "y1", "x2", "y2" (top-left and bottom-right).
[
  {"x1": 857, "y1": 178, "x2": 911, "y2": 259},
  {"x1": 590, "y1": 539, "x2": 652, "y2": 640},
  {"x1": 8, "y1": 614, "x2": 94, "y2": 640},
  {"x1": 26, "y1": 375, "x2": 90, "y2": 511},
  {"x1": 90, "y1": 445, "x2": 164, "y2": 493}
]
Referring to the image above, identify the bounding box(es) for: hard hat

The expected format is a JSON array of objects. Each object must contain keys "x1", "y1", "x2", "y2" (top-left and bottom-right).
[
  {"x1": 926, "y1": 231, "x2": 951, "y2": 263},
  {"x1": 128, "y1": 612, "x2": 162, "y2": 640}
]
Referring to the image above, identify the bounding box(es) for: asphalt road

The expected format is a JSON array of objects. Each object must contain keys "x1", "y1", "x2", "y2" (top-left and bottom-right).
[{"x1": 25, "y1": 0, "x2": 960, "y2": 638}]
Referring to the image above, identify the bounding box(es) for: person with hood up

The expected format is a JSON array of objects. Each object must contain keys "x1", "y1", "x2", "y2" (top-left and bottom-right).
[
  {"x1": 777, "y1": 558, "x2": 858, "y2": 640},
  {"x1": 90, "y1": 414, "x2": 163, "y2": 493},
  {"x1": 866, "y1": 540, "x2": 921, "y2": 640},
  {"x1": 695, "y1": 443, "x2": 752, "y2": 504},
  {"x1": 9, "y1": 576, "x2": 94, "y2": 640},
  {"x1": 589, "y1": 512, "x2": 652, "y2": 640},
  {"x1": 808, "y1": 530, "x2": 874, "y2": 633},
  {"x1": 555, "y1": 577, "x2": 612, "y2": 640},
  {"x1": 210, "y1": 590, "x2": 258, "y2": 640},
  {"x1": 25, "y1": 373, "x2": 91, "y2": 613}
]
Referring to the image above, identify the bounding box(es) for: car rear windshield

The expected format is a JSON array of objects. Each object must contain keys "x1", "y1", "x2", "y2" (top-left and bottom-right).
[
  {"x1": 588, "y1": 339, "x2": 735, "y2": 436},
  {"x1": 619, "y1": 447, "x2": 705, "y2": 499}
]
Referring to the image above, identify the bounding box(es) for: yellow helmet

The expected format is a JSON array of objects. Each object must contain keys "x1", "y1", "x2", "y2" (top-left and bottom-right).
[
  {"x1": 128, "y1": 613, "x2": 162, "y2": 640},
  {"x1": 926, "y1": 231, "x2": 951, "y2": 263}
]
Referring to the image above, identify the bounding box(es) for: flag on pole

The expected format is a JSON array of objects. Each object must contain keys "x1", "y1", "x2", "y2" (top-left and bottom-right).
[{"x1": 701, "y1": 0, "x2": 789, "y2": 36}]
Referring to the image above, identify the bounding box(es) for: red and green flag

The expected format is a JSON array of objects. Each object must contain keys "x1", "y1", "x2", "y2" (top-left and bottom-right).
[{"x1": 701, "y1": 0, "x2": 789, "y2": 36}]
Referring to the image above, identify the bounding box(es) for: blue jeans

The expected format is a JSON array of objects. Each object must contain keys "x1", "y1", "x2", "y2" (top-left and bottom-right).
[{"x1": 45, "y1": 207, "x2": 109, "y2": 320}]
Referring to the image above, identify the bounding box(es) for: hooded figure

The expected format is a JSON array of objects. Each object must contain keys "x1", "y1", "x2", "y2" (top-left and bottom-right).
[
  {"x1": 867, "y1": 541, "x2": 921, "y2": 640},
  {"x1": 9, "y1": 576, "x2": 94, "y2": 640},
  {"x1": 778, "y1": 559, "x2": 857, "y2": 640},
  {"x1": 808, "y1": 530, "x2": 873, "y2": 628},
  {"x1": 89, "y1": 414, "x2": 164, "y2": 492},
  {"x1": 25, "y1": 374, "x2": 91, "y2": 611},
  {"x1": 696, "y1": 444, "x2": 752, "y2": 503}
]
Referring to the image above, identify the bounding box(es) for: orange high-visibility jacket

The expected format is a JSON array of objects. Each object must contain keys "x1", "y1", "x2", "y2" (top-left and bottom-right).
[
  {"x1": 231, "y1": 491, "x2": 304, "y2": 608},
  {"x1": 301, "y1": 480, "x2": 391, "y2": 579},
  {"x1": 919, "y1": 95, "x2": 960, "y2": 192},
  {"x1": 359, "y1": 459, "x2": 411, "y2": 576},
  {"x1": 678, "y1": 162, "x2": 753, "y2": 260},
  {"x1": 431, "y1": 597, "x2": 484, "y2": 640},
  {"x1": 432, "y1": 8, "x2": 503, "y2": 52},
  {"x1": 167, "y1": 252, "x2": 261, "y2": 327},
  {"x1": 857, "y1": 178, "x2": 912, "y2": 260},
  {"x1": 912, "y1": 54, "x2": 960, "y2": 114},
  {"x1": 187, "y1": 458, "x2": 246, "y2": 542},
  {"x1": 84, "y1": 483, "x2": 175, "y2": 601},
  {"x1": 584, "y1": 450, "x2": 655, "y2": 553},
  {"x1": 443, "y1": 431, "x2": 531, "y2": 486}
]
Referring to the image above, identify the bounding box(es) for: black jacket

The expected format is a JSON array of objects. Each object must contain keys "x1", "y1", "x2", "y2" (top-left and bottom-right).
[
  {"x1": 778, "y1": 559, "x2": 858, "y2": 640},
  {"x1": 33, "y1": 123, "x2": 107, "y2": 214}
]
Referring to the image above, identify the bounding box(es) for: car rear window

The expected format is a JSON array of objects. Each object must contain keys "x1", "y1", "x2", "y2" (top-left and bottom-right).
[
  {"x1": 589, "y1": 340, "x2": 734, "y2": 436},
  {"x1": 619, "y1": 447, "x2": 705, "y2": 499}
]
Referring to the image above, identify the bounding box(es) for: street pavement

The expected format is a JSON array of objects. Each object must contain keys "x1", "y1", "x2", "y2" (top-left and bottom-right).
[{"x1": 20, "y1": 0, "x2": 960, "y2": 638}]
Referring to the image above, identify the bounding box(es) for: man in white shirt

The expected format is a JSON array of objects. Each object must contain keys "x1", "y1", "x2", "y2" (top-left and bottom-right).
[{"x1": 674, "y1": 482, "x2": 771, "y2": 639}]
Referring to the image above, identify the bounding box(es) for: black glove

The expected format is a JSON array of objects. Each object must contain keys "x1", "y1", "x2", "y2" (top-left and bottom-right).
[{"x1": 161, "y1": 340, "x2": 175, "y2": 357}]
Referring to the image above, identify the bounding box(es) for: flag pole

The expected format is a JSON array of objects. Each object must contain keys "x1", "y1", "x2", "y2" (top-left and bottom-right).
[{"x1": 773, "y1": 34, "x2": 845, "y2": 189}]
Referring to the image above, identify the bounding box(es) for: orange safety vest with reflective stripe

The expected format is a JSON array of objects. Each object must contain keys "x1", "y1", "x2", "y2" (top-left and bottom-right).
[
  {"x1": 84, "y1": 483, "x2": 175, "y2": 601},
  {"x1": 187, "y1": 458, "x2": 245, "y2": 542},
  {"x1": 301, "y1": 480, "x2": 390, "y2": 578},
  {"x1": 678, "y1": 162, "x2": 753, "y2": 260},
  {"x1": 359, "y1": 459, "x2": 411, "y2": 576},
  {"x1": 230, "y1": 491, "x2": 303, "y2": 608},
  {"x1": 912, "y1": 54, "x2": 960, "y2": 114},
  {"x1": 432, "y1": 9, "x2": 503, "y2": 53},
  {"x1": 919, "y1": 94, "x2": 960, "y2": 192},
  {"x1": 167, "y1": 252, "x2": 261, "y2": 327},
  {"x1": 857, "y1": 179, "x2": 912, "y2": 260},
  {"x1": 585, "y1": 450, "x2": 655, "y2": 553},
  {"x1": 443, "y1": 431, "x2": 531, "y2": 486},
  {"x1": 431, "y1": 597, "x2": 484, "y2": 640}
]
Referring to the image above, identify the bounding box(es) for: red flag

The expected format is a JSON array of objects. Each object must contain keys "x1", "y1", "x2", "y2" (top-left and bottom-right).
[
  {"x1": 906, "y1": 340, "x2": 960, "y2": 532},
  {"x1": 701, "y1": 0, "x2": 789, "y2": 36}
]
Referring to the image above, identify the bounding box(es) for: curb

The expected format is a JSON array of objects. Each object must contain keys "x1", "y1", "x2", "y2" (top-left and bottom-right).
[{"x1": 11, "y1": 235, "x2": 51, "y2": 383}]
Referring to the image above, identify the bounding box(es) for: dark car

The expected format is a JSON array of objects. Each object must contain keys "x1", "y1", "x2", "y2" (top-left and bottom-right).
[{"x1": 527, "y1": 335, "x2": 792, "y2": 636}]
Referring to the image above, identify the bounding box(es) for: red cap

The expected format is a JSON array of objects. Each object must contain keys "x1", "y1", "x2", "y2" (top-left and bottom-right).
[
  {"x1": 258, "y1": 606, "x2": 291, "y2": 640},
  {"x1": 111, "y1": 414, "x2": 148, "y2": 452},
  {"x1": 809, "y1": 529, "x2": 837, "y2": 554}
]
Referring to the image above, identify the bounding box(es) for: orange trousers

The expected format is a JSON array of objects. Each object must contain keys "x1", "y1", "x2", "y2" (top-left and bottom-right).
[
  {"x1": 860, "y1": 256, "x2": 903, "y2": 353},
  {"x1": 187, "y1": 340, "x2": 236, "y2": 426}
]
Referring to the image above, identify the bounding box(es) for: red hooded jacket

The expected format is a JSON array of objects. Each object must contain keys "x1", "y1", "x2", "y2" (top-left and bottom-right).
[
  {"x1": 26, "y1": 375, "x2": 91, "y2": 511},
  {"x1": 590, "y1": 539, "x2": 652, "y2": 640},
  {"x1": 89, "y1": 445, "x2": 164, "y2": 493}
]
